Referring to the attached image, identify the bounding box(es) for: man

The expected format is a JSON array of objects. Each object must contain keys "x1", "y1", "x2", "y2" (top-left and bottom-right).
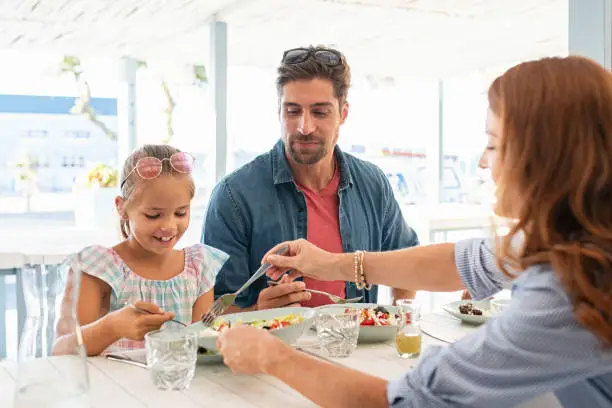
[{"x1": 202, "y1": 45, "x2": 419, "y2": 312}]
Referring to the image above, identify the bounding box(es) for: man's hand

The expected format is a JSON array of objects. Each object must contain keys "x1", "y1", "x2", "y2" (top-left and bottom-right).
[{"x1": 256, "y1": 275, "x2": 311, "y2": 310}]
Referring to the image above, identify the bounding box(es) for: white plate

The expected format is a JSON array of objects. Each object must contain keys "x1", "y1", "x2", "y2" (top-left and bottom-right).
[
  {"x1": 442, "y1": 300, "x2": 491, "y2": 325},
  {"x1": 194, "y1": 307, "x2": 316, "y2": 353},
  {"x1": 316, "y1": 303, "x2": 400, "y2": 343},
  {"x1": 106, "y1": 347, "x2": 224, "y2": 367},
  {"x1": 197, "y1": 350, "x2": 224, "y2": 365}
]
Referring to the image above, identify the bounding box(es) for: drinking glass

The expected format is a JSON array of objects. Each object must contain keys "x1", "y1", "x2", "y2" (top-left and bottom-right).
[
  {"x1": 491, "y1": 298, "x2": 511, "y2": 315},
  {"x1": 396, "y1": 298, "x2": 423, "y2": 321},
  {"x1": 315, "y1": 308, "x2": 360, "y2": 358},
  {"x1": 145, "y1": 329, "x2": 198, "y2": 391}
]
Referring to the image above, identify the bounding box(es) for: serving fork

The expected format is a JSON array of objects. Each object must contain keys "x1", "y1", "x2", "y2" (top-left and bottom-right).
[{"x1": 199, "y1": 245, "x2": 289, "y2": 328}]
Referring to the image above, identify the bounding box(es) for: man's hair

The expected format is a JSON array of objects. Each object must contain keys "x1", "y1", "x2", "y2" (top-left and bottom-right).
[{"x1": 276, "y1": 45, "x2": 351, "y2": 107}]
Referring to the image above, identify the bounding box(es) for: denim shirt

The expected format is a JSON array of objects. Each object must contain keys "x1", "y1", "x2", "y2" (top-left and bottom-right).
[{"x1": 202, "y1": 140, "x2": 419, "y2": 308}]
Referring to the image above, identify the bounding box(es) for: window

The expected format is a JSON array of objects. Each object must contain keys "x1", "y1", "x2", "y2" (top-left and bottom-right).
[
  {"x1": 0, "y1": 54, "x2": 119, "y2": 215},
  {"x1": 64, "y1": 130, "x2": 90, "y2": 139},
  {"x1": 20, "y1": 129, "x2": 47, "y2": 138},
  {"x1": 442, "y1": 77, "x2": 497, "y2": 206}
]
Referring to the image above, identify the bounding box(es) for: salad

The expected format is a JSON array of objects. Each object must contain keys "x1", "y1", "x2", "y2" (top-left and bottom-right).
[
  {"x1": 356, "y1": 306, "x2": 401, "y2": 326},
  {"x1": 214, "y1": 313, "x2": 304, "y2": 333}
]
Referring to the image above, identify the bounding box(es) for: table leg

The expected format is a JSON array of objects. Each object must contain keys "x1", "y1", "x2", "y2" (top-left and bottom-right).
[
  {"x1": 0, "y1": 273, "x2": 6, "y2": 359},
  {"x1": 16, "y1": 268, "x2": 25, "y2": 349},
  {"x1": 44, "y1": 264, "x2": 59, "y2": 356}
]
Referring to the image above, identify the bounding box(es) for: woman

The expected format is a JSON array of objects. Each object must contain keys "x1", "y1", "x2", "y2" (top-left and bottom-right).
[{"x1": 216, "y1": 56, "x2": 612, "y2": 408}]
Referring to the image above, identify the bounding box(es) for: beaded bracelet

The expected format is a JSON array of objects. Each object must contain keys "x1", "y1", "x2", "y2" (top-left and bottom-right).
[{"x1": 353, "y1": 250, "x2": 372, "y2": 290}]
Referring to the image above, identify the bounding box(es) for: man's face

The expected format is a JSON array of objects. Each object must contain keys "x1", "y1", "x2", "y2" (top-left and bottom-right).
[{"x1": 280, "y1": 78, "x2": 348, "y2": 165}]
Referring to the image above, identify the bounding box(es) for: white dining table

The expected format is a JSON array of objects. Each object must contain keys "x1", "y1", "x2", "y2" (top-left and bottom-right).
[{"x1": 0, "y1": 313, "x2": 560, "y2": 408}]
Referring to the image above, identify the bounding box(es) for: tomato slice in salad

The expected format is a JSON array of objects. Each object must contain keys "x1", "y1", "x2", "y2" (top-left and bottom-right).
[
  {"x1": 362, "y1": 317, "x2": 375, "y2": 326},
  {"x1": 357, "y1": 306, "x2": 400, "y2": 326},
  {"x1": 213, "y1": 313, "x2": 304, "y2": 332}
]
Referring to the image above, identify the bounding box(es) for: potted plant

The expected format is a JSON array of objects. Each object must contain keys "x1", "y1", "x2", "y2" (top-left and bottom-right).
[
  {"x1": 73, "y1": 163, "x2": 119, "y2": 229},
  {"x1": 13, "y1": 153, "x2": 38, "y2": 213}
]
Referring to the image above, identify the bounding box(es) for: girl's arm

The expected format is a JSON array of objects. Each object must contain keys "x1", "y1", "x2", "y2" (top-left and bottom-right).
[
  {"x1": 192, "y1": 289, "x2": 214, "y2": 323},
  {"x1": 53, "y1": 273, "x2": 174, "y2": 356},
  {"x1": 54, "y1": 273, "x2": 121, "y2": 356}
]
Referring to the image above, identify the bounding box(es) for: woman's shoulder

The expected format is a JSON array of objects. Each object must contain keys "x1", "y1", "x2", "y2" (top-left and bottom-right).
[
  {"x1": 519, "y1": 263, "x2": 559, "y2": 286},
  {"x1": 514, "y1": 263, "x2": 571, "y2": 304}
]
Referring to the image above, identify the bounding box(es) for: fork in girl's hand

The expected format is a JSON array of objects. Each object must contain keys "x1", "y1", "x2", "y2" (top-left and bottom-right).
[{"x1": 129, "y1": 304, "x2": 187, "y2": 327}]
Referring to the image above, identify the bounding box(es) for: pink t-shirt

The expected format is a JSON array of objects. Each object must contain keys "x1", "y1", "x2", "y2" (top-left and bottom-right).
[{"x1": 296, "y1": 165, "x2": 346, "y2": 307}]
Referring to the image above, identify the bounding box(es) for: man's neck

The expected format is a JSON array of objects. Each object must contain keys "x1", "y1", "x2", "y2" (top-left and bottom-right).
[{"x1": 288, "y1": 154, "x2": 336, "y2": 192}]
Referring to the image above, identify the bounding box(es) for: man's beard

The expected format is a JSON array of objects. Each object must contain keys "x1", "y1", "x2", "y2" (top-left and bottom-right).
[{"x1": 286, "y1": 133, "x2": 328, "y2": 165}]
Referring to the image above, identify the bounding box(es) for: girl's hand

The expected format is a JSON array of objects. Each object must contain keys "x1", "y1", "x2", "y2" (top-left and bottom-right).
[{"x1": 106, "y1": 301, "x2": 174, "y2": 341}]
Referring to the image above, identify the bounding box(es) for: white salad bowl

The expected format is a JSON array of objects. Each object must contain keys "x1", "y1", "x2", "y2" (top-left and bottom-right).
[
  {"x1": 193, "y1": 307, "x2": 316, "y2": 353},
  {"x1": 316, "y1": 303, "x2": 401, "y2": 343}
]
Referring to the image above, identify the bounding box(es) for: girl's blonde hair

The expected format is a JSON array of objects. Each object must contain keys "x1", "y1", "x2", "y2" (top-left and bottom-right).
[{"x1": 119, "y1": 144, "x2": 195, "y2": 239}]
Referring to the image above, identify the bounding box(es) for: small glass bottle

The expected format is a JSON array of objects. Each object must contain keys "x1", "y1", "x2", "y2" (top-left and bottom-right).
[{"x1": 395, "y1": 299, "x2": 422, "y2": 359}]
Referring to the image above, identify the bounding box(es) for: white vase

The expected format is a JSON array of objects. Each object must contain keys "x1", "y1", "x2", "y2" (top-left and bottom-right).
[{"x1": 73, "y1": 187, "x2": 119, "y2": 230}]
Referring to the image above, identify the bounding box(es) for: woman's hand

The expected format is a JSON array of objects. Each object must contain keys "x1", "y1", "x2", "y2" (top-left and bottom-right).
[
  {"x1": 217, "y1": 326, "x2": 290, "y2": 374},
  {"x1": 262, "y1": 239, "x2": 345, "y2": 281},
  {"x1": 106, "y1": 301, "x2": 174, "y2": 341}
]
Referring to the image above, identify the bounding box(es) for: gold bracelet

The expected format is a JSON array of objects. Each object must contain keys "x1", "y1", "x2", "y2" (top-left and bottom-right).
[
  {"x1": 354, "y1": 250, "x2": 372, "y2": 291},
  {"x1": 354, "y1": 251, "x2": 364, "y2": 290}
]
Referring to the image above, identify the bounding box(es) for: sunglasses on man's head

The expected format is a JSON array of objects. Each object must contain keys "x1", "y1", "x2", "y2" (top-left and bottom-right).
[
  {"x1": 282, "y1": 48, "x2": 343, "y2": 66},
  {"x1": 120, "y1": 152, "x2": 195, "y2": 189}
]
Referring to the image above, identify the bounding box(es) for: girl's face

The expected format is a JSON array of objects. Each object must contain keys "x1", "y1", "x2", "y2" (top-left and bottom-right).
[{"x1": 118, "y1": 175, "x2": 192, "y2": 255}]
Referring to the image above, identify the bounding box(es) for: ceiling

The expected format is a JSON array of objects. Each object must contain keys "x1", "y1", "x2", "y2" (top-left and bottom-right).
[{"x1": 0, "y1": 0, "x2": 568, "y2": 78}]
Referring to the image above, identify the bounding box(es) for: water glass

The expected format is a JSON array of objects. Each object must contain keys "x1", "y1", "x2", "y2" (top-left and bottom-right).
[
  {"x1": 396, "y1": 298, "x2": 423, "y2": 321},
  {"x1": 145, "y1": 329, "x2": 198, "y2": 391},
  {"x1": 315, "y1": 308, "x2": 360, "y2": 358},
  {"x1": 491, "y1": 298, "x2": 511, "y2": 315}
]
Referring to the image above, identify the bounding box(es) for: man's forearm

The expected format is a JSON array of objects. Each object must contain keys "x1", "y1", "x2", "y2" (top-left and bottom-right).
[
  {"x1": 267, "y1": 347, "x2": 388, "y2": 408},
  {"x1": 333, "y1": 243, "x2": 464, "y2": 292}
]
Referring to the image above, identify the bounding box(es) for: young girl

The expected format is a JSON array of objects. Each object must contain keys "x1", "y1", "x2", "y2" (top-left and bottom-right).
[{"x1": 55, "y1": 144, "x2": 227, "y2": 356}]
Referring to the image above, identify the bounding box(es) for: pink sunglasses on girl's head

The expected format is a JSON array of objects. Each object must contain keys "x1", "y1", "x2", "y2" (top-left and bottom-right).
[{"x1": 120, "y1": 152, "x2": 195, "y2": 188}]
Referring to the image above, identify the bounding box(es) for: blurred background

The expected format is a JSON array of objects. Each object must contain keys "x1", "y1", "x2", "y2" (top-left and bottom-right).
[{"x1": 0, "y1": 0, "x2": 606, "y2": 359}]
